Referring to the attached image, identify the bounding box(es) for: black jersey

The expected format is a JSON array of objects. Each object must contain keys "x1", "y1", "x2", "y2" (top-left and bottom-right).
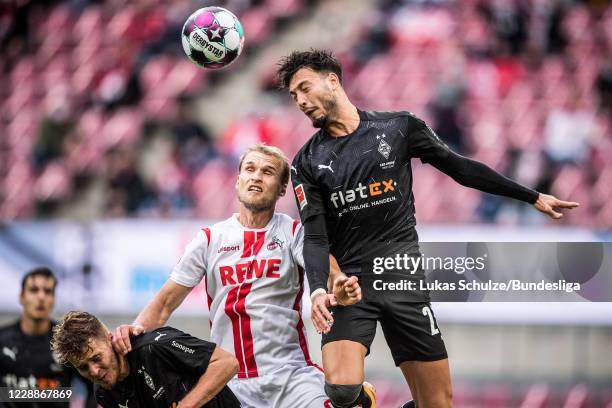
[
  {"x1": 292, "y1": 110, "x2": 538, "y2": 293},
  {"x1": 95, "y1": 326, "x2": 240, "y2": 408},
  {"x1": 0, "y1": 320, "x2": 94, "y2": 408}
]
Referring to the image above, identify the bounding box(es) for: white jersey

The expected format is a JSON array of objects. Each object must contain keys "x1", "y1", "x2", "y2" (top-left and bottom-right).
[{"x1": 171, "y1": 213, "x2": 320, "y2": 378}]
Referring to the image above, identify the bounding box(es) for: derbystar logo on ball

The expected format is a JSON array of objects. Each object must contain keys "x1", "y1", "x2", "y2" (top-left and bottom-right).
[{"x1": 181, "y1": 6, "x2": 245, "y2": 69}]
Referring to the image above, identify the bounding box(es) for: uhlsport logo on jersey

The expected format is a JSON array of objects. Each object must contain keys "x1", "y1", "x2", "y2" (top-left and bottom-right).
[
  {"x1": 218, "y1": 245, "x2": 240, "y2": 253},
  {"x1": 331, "y1": 178, "x2": 396, "y2": 208},
  {"x1": 294, "y1": 184, "x2": 307, "y2": 210}
]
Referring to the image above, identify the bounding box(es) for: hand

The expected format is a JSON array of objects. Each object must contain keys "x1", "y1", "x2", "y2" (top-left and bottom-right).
[
  {"x1": 533, "y1": 193, "x2": 579, "y2": 219},
  {"x1": 310, "y1": 292, "x2": 336, "y2": 335},
  {"x1": 333, "y1": 275, "x2": 362, "y2": 306},
  {"x1": 112, "y1": 324, "x2": 145, "y2": 355}
]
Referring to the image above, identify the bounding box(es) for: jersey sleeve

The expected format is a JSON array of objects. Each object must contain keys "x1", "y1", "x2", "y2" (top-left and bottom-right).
[
  {"x1": 291, "y1": 152, "x2": 326, "y2": 222},
  {"x1": 154, "y1": 329, "x2": 217, "y2": 377},
  {"x1": 290, "y1": 220, "x2": 305, "y2": 269},
  {"x1": 407, "y1": 118, "x2": 539, "y2": 204},
  {"x1": 170, "y1": 230, "x2": 209, "y2": 287},
  {"x1": 406, "y1": 118, "x2": 452, "y2": 164}
]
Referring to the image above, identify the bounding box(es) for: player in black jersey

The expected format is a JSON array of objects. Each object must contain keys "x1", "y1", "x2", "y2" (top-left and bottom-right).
[
  {"x1": 277, "y1": 50, "x2": 579, "y2": 408},
  {"x1": 0, "y1": 268, "x2": 96, "y2": 408},
  {"x1": 51, "y1": 311, "x2": 241, "y2": 408}
]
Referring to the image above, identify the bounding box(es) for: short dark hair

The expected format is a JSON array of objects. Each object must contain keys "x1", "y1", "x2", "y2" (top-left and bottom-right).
[
  {"x1": 21, "y1": 267, "x2": 57, "y2": 295},
  {"x1": 276, "y1": 49, "x2": 343, "y2": 89},
  {"x1": 51, "y1": 311, "x2": 108, "y2": 365}
]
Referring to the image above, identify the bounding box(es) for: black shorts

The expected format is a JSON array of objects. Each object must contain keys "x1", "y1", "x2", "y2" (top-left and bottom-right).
[{"x1": 321, "y1": 298, "x2": 447, "y2": 366}]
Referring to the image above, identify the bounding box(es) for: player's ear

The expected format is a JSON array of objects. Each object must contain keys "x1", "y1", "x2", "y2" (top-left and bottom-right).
[
  {"x1": 279, "y1": 183, "x2": 287, "y2": 197},
  {"x1": 328, "y1": 72, "x2": 340, "y2": 91}
]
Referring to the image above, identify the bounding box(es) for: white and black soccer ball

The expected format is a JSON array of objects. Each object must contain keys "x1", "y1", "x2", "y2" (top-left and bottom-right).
[{"x1": 181, "y1": 7, "x2": 245, "y2": 69}]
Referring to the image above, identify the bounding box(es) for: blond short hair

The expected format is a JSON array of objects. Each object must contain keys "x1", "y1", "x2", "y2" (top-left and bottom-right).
[
  {"x1": 238, "y1": 144, "x2": 290, "y2": 186},
  {"x1": 51, "y1": 311, "x2": 108, "y2": 365}
]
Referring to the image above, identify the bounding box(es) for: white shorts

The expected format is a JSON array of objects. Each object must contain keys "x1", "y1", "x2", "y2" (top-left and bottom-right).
[{"x1": 228, "y1": 364, "x2": 330, "y2": 408}]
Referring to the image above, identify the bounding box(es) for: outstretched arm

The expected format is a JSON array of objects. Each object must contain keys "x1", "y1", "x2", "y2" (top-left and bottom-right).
[
  {"x1": 410, "y1": 122, "x2": 578, "y2": 218},
  {"x1": 114, "y1": 229, "x2": 208, "y2": 354},
  {"x1": 428, "y1": 150, "x2": 578, "y2": 218},
  {"x1": 113, "y1": 280, "x2": 192, "y2": 354}
]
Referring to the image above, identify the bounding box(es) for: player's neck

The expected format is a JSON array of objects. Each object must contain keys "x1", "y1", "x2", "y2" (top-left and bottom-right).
[
  {"x1": 20, "y1": 316, "x2": 51, "y2": 336},
  {"x1": 236, "y1": 208, "x2": 274, "y2": 229},
  {"x1": 117, "y1": 354, "x2": 130, "y2": 383},
  {"x1": 325, "y1": 100, "x2": 359, "y2": 138}
]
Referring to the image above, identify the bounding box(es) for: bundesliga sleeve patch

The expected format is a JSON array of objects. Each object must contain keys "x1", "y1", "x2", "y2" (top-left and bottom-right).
[{"x1": 294, "y1": 184, "x2": 308, "y2": 210}]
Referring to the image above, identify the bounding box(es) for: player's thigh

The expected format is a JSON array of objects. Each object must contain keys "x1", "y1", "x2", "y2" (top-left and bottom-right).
[
  {"x1": 322, "y1": 340, "x2": 368, "y2": 384},
  {"x1": 321, "y1": 300, "x2": 378, "y2": 384},
  {"x1": 399, "y1": 359, "x2": 452, "y2": 408},
  {"x1": 379, "y1": 301, "x2": 447, "y2": 365},
  {"x1": 277, "y1": 365, "x2": 331, "y2": 408}
]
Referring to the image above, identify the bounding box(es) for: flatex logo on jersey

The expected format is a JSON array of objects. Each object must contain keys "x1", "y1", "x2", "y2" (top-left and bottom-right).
[{"x1": 331, "y1": 178, "x2": 397, "y2": 210}]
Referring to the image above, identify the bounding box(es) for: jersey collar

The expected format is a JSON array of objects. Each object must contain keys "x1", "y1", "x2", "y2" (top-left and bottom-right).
[{"x1": 230, "y1": 213, "x2": 275, "y2": 231}]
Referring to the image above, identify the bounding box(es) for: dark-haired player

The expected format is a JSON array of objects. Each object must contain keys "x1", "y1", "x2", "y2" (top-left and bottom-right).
[
  {"x1": 51, "y1": 311, "x2": 241, "y2": 407},
  {"x1": 0, "y1": 268, "x2": 96, "y2": 408},
  {"x1": 277, "y1": 49, "x2": 579, "y2": 408}
]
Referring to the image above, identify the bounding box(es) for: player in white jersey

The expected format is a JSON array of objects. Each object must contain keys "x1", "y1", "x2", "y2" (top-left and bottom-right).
[{"x1": 113, "y1": 144, "x2": 366, "y2": 408}]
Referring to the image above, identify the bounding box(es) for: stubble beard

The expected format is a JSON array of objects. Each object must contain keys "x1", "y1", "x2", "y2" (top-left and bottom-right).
[
  {"x1": 238, "y1": 190, "x2": 278, "y2": 213},
  {"x1": 312, "y1": 93, "x2": 338, "y2": 129}
]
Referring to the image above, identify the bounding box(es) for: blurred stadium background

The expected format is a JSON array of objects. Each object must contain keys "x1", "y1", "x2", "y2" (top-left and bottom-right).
[{"x1": 1, "y1": 0, "x2": 612, "y2": 406}]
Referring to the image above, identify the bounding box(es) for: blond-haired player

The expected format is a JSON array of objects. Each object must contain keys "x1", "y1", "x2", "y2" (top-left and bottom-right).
[{"x1": 113, "y1": 144, "x2": 368, "y2": 407}]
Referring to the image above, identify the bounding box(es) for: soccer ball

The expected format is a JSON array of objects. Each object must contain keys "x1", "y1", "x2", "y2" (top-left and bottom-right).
[{"x1": 181, "y1": 7, "x2": 245, "y2": 69}]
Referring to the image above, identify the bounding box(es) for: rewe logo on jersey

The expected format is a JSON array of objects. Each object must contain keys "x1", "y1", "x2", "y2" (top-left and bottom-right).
[
  {"x1": 330, "y1": 178, "x2": 396, "y2": 208},
  {"x1": 219, "y1": 259, "x2": 282, "y2": 286}
]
